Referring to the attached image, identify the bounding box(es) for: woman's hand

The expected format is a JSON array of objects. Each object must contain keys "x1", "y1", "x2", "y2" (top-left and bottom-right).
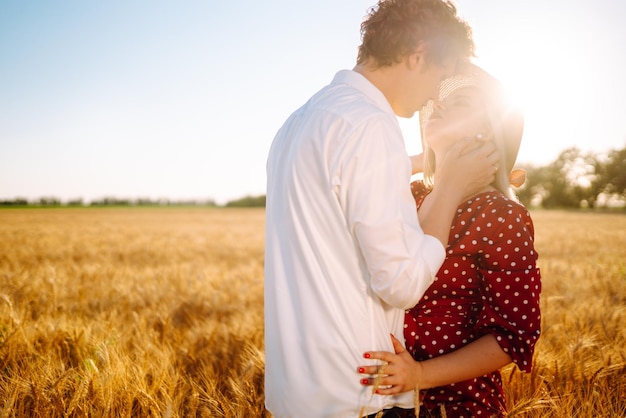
[
  {"x1": 436, "y1": 134, "x2": 500, "y2": 201},
  {"x1": 359, "y1": 334, "x2": 513, "y2": 395},
  {"x1": 357, "y1": 334, "x2": 422, "y2": 395}
]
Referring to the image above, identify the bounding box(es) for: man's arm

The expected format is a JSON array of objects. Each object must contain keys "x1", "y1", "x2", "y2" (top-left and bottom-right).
[{"x1": 340, "y1": 119, "x2": 444, "y2": 309}]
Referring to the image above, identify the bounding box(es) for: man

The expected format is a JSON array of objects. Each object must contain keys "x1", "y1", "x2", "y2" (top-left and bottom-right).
[{"x1": 264, "y1": 1, "x2": 498, "y2": 416}]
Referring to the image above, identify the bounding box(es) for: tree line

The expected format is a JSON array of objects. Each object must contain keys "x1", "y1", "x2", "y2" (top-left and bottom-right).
[
  {"x1": 2, "y1": 145, "x2": 624, "y2": 210},
  {"x1": 516, "y1": 145, "x2": 626, "y2": 209},
  {"x1": 0, "y1": 196, "x2": 265, "y2": 208}
]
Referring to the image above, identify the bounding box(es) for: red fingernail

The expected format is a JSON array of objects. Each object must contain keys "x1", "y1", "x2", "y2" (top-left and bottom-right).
[
  {"x1": 361, "y1": 378, "x2": 368, "y2": 385},
  {"x1": 358, "y1": 367, "x2": 365, "y2": 373},
  {"x1": 363, "y1": 353, "x2": 371, "y2": 359}
]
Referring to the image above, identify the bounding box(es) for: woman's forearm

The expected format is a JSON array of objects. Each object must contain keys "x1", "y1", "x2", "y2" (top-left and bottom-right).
[
  {"x1": 419, "y1": 334, "x2": 512, "y2": 390},
  {"x1": 359, "y1": 333, "x2": 513, "y2": 395}
]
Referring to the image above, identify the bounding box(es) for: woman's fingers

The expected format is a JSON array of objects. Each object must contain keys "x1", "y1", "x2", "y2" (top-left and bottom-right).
[
  {"x1": 390, "y1": 334, "x2": 405, "y2": 353},
  {"x1": 362, "y1": 350, "x2": 394, "y2": 362},
  {"x1": 370, "y1": 385, "x2": 402, "y2": 395},
  {"x1": 357, "y1": 357, "x2": 394, "y2": 382},
  {"x1": 358, "y1": 337, "x2": 416, "y2": 394},
  {"x1": 357, "y1": 364, "x2": 387, "y2": 376},
  {"x1": 358, "y1": 368, "x2": 405, "y2": 395}
]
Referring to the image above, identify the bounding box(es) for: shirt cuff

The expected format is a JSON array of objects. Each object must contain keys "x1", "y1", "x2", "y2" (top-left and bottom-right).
[{"x1": 421, "y1": 234, "x2": 446, "y2": 277}]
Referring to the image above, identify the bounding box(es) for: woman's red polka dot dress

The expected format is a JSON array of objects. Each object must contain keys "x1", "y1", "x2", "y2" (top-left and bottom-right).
[{"x1": 404, "y1": 182, "x2": 542, "y2": 418}]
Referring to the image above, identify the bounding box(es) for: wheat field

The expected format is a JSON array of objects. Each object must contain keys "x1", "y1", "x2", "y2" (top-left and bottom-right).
[{"x1": 0, "y1": 208, "x2": 624, "y2": 417}]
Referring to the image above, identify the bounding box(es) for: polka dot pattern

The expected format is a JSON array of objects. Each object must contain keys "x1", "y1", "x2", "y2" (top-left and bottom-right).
[{"x1": 404, "y1": 182, "x2": 542, "y2": 417}]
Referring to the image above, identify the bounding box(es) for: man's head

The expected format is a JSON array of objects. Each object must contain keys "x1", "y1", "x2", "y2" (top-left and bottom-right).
[
  {"x1": 356, "y1": 0, "x2": 474, "y2": 117},
  {"x1": 357, "y1": 0, "x2": 474, "y2": 69}
]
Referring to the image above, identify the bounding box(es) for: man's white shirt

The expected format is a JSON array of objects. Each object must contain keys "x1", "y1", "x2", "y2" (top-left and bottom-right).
[{"x1": 264, "y1": 70, "x2": 446, "y2": 417}]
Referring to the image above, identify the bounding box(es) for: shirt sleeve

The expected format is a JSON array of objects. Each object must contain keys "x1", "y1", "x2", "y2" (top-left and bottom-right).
[
  {"x1": 334, "y1": 115, "x2": 445, "y2": 310},
  {"x1": 474, "y1": 201, "x2": 542, "y2": 372}
]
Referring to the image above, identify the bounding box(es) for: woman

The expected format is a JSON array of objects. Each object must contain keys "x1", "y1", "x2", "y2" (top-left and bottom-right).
[{"x1": 358, "y1": 63, "x2": 541, "y2": 417}]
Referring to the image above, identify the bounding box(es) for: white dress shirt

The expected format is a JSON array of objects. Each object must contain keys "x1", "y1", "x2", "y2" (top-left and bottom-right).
[{"x1": 264, "y1": 70, "x2": 446, "y2": 417}]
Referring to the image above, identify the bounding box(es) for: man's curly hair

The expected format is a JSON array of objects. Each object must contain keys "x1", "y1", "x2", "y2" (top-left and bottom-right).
[{"x1": 357, "y1": 0, "x2": 474, "y2": 69}]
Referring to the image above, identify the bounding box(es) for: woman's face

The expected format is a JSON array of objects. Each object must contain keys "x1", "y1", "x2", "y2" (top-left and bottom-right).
[{"x1": 424, "y1": 86, "x2": 490, "y2": 153}]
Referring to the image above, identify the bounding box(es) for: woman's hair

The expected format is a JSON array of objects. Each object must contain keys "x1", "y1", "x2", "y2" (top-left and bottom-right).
[
  {"x1": 421, "y1": 64, "x2": 524, "y2": 199},
  {"x1": 357, "y1": 0, "x2": 475, "y2": 69}
]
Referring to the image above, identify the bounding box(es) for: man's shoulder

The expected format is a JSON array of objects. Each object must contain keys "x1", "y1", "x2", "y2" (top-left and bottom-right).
[{"x1": 301, "y1": 70, "x2": 393, "y2": 123}]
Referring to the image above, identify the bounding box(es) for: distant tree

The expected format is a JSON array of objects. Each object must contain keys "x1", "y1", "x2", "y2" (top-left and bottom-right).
[
  {"x1": 544, "y1": 148, "x2": 594, "y2": 208},
  {"x1": 583, "y1": 152, "x2": 609, "y2": 208},
  {"x1": 519, "y1": 148, "x2": 596, "y2": 209},
  {"x1": 135, "y1": 198, "x2": 159, "y2": 206},
  {"x1": 225, "y1": 195, "x2": 266, "y2": 208},
  {"x1": 516, "y1": 145, "x2": 626, "y2": 209},
  {"x1": 39, "y1": 197, "x2": 61, "y2": 206},
  {"x1": 67, "y1": 198, "x2": 84, "y2": 206},
  {"x1": 0, "y1": 198, "x2": 28, "y2": 206},
  {"x1": 596, "y1": 146, "x2": 626, "y2": 200},
  {"x1": 90, "y1": 197, "x2": 131, "y2": 206}
]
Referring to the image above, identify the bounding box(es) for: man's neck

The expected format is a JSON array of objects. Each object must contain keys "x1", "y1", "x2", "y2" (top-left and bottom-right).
[{"x1": 354, "y1": 64, "x2": 401, "y2": 115}]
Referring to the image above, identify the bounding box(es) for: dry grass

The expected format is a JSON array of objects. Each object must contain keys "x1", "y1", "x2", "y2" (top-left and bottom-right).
[
  {"x1": 0, "y1": 208, "x2": 266, "y2": 417},
  {"x1": 0, "y1": 208, "x2": 624, "y2": 417},
  {"x1": 503, "y1": 210, "x2": 626, "y2": 417}
]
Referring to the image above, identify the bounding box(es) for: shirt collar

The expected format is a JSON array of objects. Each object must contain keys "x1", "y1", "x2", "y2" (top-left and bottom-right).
[{"x1": 331, "y1": 70, "x2": 395, "y2": 116}]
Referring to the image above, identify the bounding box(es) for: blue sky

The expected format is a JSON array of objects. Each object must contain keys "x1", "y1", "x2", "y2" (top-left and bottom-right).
[{"x1": 1, "y1": 0, "x2": 625, "y2": 204}]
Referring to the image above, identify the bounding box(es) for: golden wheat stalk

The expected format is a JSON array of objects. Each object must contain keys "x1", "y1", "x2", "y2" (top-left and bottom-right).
[{"x1": 357, "y1": 361, "x2": 388, "y2": 417}]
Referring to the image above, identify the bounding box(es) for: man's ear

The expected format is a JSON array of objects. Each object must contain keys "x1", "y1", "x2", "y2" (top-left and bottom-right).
[{"x1": 407, "y1": 42, "x2": 428, "y2": 70}]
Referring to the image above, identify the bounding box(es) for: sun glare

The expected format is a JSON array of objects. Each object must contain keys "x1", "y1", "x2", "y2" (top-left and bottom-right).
[{"x1": 471, "y1": 33, "x2": 586, "y2": 166}]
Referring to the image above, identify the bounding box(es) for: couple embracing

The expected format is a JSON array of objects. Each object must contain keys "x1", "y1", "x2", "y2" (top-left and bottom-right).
[{"x1": 264, "y1": 1, "x2": 541, "y2": 417}]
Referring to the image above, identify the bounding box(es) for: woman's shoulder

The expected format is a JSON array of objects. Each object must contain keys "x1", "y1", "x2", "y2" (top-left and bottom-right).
[
  {"x1": 467, "y1": 190, "x2": 528, "y2": 213},
  {"x1": 465, "y1": 191, "x2": 535, "y2": 231}
]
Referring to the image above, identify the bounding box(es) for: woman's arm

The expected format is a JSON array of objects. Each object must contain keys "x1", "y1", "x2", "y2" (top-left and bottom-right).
[{"x1": 358, "y1": 333, "x2": 512, "y2": 395}]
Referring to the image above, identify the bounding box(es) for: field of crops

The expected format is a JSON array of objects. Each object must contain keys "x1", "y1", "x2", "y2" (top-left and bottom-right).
[{"x1": 0, "y1": 208, "x2": 624, "y2": 417}]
